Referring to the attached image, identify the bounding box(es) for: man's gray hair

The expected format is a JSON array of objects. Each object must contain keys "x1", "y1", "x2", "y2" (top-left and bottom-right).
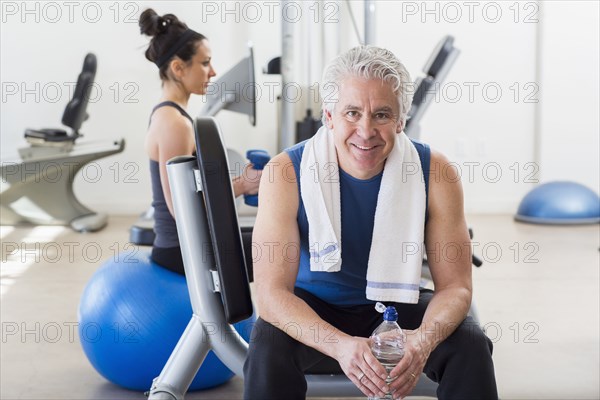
[{"x1": 320, "y1": 45, "x2": 413, "y2": 129}]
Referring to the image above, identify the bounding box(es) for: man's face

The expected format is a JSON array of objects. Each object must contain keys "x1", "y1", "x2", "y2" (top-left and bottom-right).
[{"x1": 324, "y1": 76, "x2": 403, "y2": 180}]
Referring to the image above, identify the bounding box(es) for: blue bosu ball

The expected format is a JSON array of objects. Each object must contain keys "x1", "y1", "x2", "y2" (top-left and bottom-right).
[{"x1": 515, "y1": 181, "x2": 600, "y2": 224}]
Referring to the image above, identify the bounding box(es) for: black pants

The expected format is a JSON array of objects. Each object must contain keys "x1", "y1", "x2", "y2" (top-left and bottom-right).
[
  {"x1": 151, "y1": 245, "x2": 185, "y2": 275},
  {"x1": 243, "y1": 288, "x2": 498, "y2": 400}
]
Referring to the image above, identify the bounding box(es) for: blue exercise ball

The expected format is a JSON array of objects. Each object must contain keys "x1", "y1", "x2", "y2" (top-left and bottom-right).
[
  {"x1": 516, "y1": 181, "x2": 600, "y2": 224},
  {"x1": 78, "y1": 251, "x2": 255, "y2": 391}
]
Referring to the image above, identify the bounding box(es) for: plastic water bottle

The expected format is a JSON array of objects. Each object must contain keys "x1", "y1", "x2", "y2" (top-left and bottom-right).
[
  {"x1": 244, "y1": 150, "x2": 270, "y2": 207},
  {"x1": 369, "y1": 302, "x2": 406, "y2": 400}
]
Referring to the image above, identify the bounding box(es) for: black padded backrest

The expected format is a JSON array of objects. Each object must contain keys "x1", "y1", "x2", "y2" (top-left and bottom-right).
[
  {"x1": 409, "y1": 77, "x2": 434, "y2": 111},
  {"x1": 195, "y1": 117, "x2": 253, "y2": 324},
  {"x1": 424, "y1": 36, "x2": 454, "y2": 78},
  {"x1": 404, "y1": 36, "x2": 457, "y2": 137},
  {"x1": 405, "y1": 77, "x2": 434, "y2": 132},
  {"x1": 62, "y1": 53, "x2": 97, "y2": 133}
]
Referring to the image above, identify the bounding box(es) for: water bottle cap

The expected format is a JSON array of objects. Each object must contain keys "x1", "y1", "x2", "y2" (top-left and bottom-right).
[{"x1": 383, "y1": 306, "x2": 398, "y2": 321}]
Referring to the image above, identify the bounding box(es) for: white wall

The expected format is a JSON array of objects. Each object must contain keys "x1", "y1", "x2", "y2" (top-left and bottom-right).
[
  {"x1": 1, "y1": 1, "x2": 598, "y2": 215},
  {"x1": 538, "y1": 1, "x2": 600, "y2": 193}
]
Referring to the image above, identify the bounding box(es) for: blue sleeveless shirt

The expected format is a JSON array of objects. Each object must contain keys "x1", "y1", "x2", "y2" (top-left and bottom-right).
[{"x1": 285, "y1": 139, "x2": 430, "y2": 306}]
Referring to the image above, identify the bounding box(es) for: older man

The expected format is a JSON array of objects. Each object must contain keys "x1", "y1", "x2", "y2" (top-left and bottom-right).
[{"x1": 244, "y1": 46, "x2": 498, "y2": 400}]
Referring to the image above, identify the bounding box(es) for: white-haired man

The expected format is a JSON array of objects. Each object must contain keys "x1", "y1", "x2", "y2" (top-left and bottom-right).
[{"x1": 244, "y1": 46, "x2": 498, "y2": 400}]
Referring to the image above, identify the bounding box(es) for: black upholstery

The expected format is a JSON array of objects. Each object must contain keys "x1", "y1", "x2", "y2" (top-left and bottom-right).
[
  {"x1": 241, "y1": 226, "x2": 254, "y2": 282},
  {"x1": 62, "y1": 53, "x2": 97, "y2": 134},
  {"x1": 410, "y1": 77, "x2": 435, "y2": 111},
  {"x1": 264, "y1": 56, "x2": 281, "y2": 74},
  {"x1": 404, "y1": 36, "x2": 457, "y2": 135},
  {"x1": 24, "y1": 53, "x2": 97, "y2": 143},
  {"x1": 23, "y1": 128, "x2": 70, "y2": 142},
  {"x1": 425, "y1": 36, "x2": 454, "y2": 78},
  {"x1": 194, "y1": 118, "x2": 253, "y2": 324}
]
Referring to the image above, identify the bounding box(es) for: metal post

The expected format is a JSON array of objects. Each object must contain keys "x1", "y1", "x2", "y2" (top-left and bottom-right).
[
  {"x1": 364, "y1": 0, "x2": 376, "y2": 45},
  {"x1": 280, "y1": 0, "x2": 296, "y2": 151}
]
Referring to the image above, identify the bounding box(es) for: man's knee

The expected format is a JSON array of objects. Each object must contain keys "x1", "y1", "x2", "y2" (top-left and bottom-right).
[
  {"x1": 436, "y1": 317, "x2": 494, "y2": 365},
  {"x1": 424, "y1": 318, "x2": 498, "y2": 399},
  {"x1": 425, "y1": 317, "x2": 495, "y2": 382},
  {"x1": 245, "y1": 318, "x2": 301, "y2": 369},
  {"x1": 244, "y1": 318, "x2": 308, "y2": 400}
]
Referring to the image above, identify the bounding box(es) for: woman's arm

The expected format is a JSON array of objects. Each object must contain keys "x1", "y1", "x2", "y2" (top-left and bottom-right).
[{"x1": 232, "y1": 164, "x2": 262, "y2": 198}]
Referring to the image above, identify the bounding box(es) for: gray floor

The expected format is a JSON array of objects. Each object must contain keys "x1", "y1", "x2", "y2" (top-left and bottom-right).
[{"x1": 1, "y1": 215, "x2": 598, "y2": 399}]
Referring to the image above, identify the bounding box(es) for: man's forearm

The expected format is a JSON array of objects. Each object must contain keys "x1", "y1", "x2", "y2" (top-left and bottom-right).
[
  {"x1": 416, "y1": 286, "x2": 472, "y2": 355},
  {"x1": 257, "y1": 287, "x2": 350, "y2": 359}
]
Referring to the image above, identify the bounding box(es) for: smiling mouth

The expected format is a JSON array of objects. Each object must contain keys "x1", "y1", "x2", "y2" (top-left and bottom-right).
[{"x1": 352, "y1": 143, "x2": 376, "y2": 151}]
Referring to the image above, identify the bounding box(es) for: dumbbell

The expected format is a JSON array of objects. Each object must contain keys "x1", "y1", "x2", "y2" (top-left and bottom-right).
[{"x1": 244, "y1": 149, "x2": 271, "y2": 206}]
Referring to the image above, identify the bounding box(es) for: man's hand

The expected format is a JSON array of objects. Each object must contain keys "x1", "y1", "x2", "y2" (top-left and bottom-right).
[
  {"x1": 334, "y1": 336, "x2": 390, "y2": 398},
  {"x1": 387, "y1": 329, "x2": 432, "y2": 399}
]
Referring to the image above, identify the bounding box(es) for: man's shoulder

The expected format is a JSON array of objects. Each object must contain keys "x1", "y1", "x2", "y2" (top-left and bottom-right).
[
  {"x1": 285, "y1": 139, "x2": 309, "y2": 163},
  {"x1": 408, "y1": 138, "x2": 430, "y2": 154},
  {"x1": 286, "y1": 139, "x2": 310, "y2": 152}
]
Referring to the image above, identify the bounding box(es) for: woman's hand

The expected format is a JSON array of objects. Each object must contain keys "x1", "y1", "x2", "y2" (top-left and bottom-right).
[{"x1": 232, "y1": 164, "x2": 262, "y2": 197}]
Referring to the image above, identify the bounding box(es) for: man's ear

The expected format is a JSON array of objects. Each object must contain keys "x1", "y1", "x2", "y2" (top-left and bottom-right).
[
  {"x1": 396, "y1": 120, "x2": 404, "y2": 133},
  {"x1": 324, "y1": 108, "x2": 334, "y2": 129}
]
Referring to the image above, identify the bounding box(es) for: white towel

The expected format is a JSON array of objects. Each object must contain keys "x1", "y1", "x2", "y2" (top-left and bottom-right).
[{"x1": 300, "y1": 126, "x2": 426, "y2": 304}]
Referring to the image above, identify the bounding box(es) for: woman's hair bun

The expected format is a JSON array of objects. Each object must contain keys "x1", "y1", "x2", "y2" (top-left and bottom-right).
[
  {"x1": 139, "y1": 8, "x2": 200, "y2": 78},
  {"x1": 139, "y1": 9, "x2": 180, "y2": 37}
]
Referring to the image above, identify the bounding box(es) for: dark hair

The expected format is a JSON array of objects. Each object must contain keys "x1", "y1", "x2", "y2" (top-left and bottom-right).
[{"x1": 139, "y1": 9, "x2": 206, "y2": 80}]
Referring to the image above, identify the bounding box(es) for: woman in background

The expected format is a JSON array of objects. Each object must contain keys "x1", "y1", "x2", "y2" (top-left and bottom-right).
[{"x1": 139, "y1": 9, "x2": 261, "y2": 275}]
